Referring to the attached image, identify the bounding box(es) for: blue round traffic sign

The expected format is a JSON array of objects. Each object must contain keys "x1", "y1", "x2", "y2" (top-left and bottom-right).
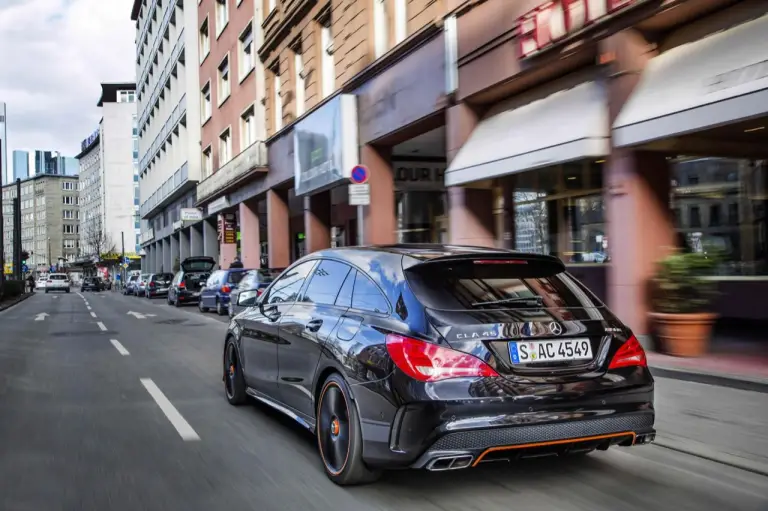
[{"x1": 350, "y1": 165, "x2": 369, "y2": 184}]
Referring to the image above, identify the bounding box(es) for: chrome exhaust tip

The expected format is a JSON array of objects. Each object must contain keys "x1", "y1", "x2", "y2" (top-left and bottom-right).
[
  {"x1": 425, "y1": 454, "x2": 474, "y2": 471},
  {"x1": 635, "y1": 433, "x2": 656, "y2": 445}
]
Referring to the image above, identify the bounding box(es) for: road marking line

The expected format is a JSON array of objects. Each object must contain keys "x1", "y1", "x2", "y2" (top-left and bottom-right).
[
  {"x1": 97, "y1": 322, "x2": 107, "y2": 331},
  {"x1": 76, "y1": 292, "x2": 84, "y2": 298},
  {"x1": 84, "y1": 301, "x2": 89, "y2": 306},
  {"x1": 90, "y1": 311, "x2": 97, "y2": 318},
  {"x1": 87, "y1": 306, "x2": 92, "y2": 310},
  {"x1": 110, "y1": 339, "x2": 130, "y2": 356},
  {"x1": 140, "y1": 379, "x2": 200, "y2": 441}
]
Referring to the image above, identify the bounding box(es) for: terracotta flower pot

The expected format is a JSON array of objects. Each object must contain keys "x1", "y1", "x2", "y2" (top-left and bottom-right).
[{"x1": 648, "y1": 312, "x2": 717, "y2": 357}]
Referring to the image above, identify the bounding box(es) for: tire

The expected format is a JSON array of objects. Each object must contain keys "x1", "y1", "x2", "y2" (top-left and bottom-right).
[
  {"x1": 316, "y1": 373, "x2": 381, "y2": 486},
  {"x1": 224, "y1": 340, "x2": 247, "y2": 405},
  {"x1": 167, "y1": 295, "x2": 172, "y2": 305},
  {"x1": 174, "y1": 297, "x2": 181, "y2": 307},
  {"x1": 45, "y1": 290, "x2": 49, "y2": 294},
  {"x1": 66, "y1": 289, "x2": 70, "y2": 293},
  {"x1": 198, "y1": 300, "x2": 209, "y2": 313},
  {"x1": 216, "y1": 299, "x2": 225, "y2": 316}
]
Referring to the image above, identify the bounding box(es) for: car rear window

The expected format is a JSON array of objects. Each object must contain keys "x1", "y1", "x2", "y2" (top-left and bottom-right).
[
  {"x1": 405, "y1": 258, "x2": 604, "y2": 311},
  {"x1": 227, "y1": 271, "x2": 246, "y2": 284},
  {"x1": 50, "y1": 275, "x2": 67, "y2": 280},
  {"x1": 257, "y1": 269, "x2": 282, "y2": 281},
  {"x1": 154, "y1": 273, "x2": 174, "y2": 283}
]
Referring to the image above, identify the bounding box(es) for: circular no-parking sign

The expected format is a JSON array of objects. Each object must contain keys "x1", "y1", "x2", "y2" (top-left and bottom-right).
[{"x1": 350, "y1": 165, "x2": 369, "y2": 184}]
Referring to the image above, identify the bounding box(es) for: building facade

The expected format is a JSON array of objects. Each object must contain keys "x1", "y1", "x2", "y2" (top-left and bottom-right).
[
  {"x1": 442, "y1": 0, "x2": 768, "y2": 333},
  {"x1": 11, "y1": 150, "x2": 77, "y2": 178},
  {"x1": 131, "y1": 0, "x2": 203, "y2": 274},
  {"x1": 12, "y1": 151, "x2": 28, "y2": 181},
  {"x1": 2, "y1": 174, "x2": 80, "y2": 271},
  {"x1": 0, "y1": 102, "x2": 6, "y2": 186},
  {"x1": 76, "y1": 83, "x2": 141, "y2": 258}
]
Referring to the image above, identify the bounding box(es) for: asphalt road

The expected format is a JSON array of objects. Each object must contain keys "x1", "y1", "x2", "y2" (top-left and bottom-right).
[{"x1": 1, "y1": 290, "x2": 767, "y2": 511}]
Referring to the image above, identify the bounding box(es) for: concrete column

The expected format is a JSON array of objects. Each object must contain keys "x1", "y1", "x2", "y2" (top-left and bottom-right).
[
  {"x1": 602, "y1": 30, "x2": 676, "y2": 335},
  {"x1": 239, "y1": 199, "x2": 261, "y2": 269},
  {"x1": 162, "y1": 237, "x2": 171, "y2": 273},
  {"x1": 304, "y1": 190, "x2": 331, "y2": 253},
  {"x1": 179, "y1": 228, "x2": 190, "y2": 262},
  {"x1": 448, "y1": 187, "x2": 496, "y2": 247},
  {"x1": 266, "y1": 189, "x2": 290, "y2": 268},
  {"x1": 155, "y1": 241, "x2": 162, "y2": 273},
  {"x1": 170, "y1": 234, "x2": 180, "y2": 272},
  {"x1": 203, "y1": 218, "x2": 219, "y2": 267},
  {"x1": 361, "y1": 144, "x2": 396, "y2": 244},
  {"x1": 190, "y1": 224, "x2": 203, "y2": 256}
]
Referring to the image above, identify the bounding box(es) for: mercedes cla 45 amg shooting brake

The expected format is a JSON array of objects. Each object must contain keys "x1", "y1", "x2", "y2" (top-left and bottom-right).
[{"x1": 222, "y1": 245, "x2": 655, "y2": 485}]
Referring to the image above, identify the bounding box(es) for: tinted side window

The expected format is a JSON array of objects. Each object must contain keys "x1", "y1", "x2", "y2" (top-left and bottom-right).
[
  {"x1": 240, "y1": 271, "x2": 257, "y2": 290},
  {"x1": 335, "y1": 269, "x2": 355, "y2": 308},
  {"x1": 266, "y1": 261, "x2": 317, "y2": 305},
  {"x1": 301, "y1": 260, "x2": 351, "y2": 306},
  {"x1": 352, "y1": 272, "x2": 389, "y2": 314}
]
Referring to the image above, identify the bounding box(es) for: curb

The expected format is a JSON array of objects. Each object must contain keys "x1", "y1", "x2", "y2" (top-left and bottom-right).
[
  {"x1": 650, "y1": 366, "x2": 768, "y2": 394},
  {"x1": 0, "y1": 292, "x2": 34, "y2": 313},
  {"x1": 652, "y1": 437, "x2": 768, "y2": 477}
]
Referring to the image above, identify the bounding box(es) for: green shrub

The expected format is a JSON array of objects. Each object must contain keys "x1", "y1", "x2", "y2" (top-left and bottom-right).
[
  {"x1": 650, "y1": 252, "x2": 720, "y2": 314},
  {"x1": 1, "y1": 280, "x2": 25, "y2": 299}
]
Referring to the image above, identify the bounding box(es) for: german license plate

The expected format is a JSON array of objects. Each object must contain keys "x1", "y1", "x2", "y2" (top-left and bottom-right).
[{"x1": 509, "y1": 339, "x2": 593, "y2": 364}]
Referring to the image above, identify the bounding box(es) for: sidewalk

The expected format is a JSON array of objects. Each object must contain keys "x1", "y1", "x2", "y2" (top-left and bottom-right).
[
  {"x1": 648, "y1": 351, "x2": 768, "y2": 388},
  {"x1": 0, "y1": 292, "x2": 33, "y2": 313}
]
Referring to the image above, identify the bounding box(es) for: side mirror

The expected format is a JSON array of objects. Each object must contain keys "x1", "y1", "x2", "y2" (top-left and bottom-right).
[{"x1": 237, "y1": 290, "x2": 260, "y2": 307}]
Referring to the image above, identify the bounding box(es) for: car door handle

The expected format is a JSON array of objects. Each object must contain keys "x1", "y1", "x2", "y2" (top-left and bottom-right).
[{"x1": 306, "y1": 319, "x2": 323, "y2": 332}]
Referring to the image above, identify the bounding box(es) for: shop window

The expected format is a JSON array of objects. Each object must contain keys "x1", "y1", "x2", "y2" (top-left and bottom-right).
[{"x1": 512, "y1": 160, "x2": 606, "y2": 264}]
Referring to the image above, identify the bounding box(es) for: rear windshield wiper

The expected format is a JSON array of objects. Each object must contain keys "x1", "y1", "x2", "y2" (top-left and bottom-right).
[{"x1": 471, "y1": 296, "x2": 544, "y2": 307}]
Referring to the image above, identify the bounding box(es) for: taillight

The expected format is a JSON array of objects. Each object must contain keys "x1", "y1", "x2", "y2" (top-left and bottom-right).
[
  {"x1": 47, "y1": 280, "x2": 52, "y2": 284},
  {"x1": 149, "y1": 281, "x2": 156, "y2": 288},
  {"x1": 385, "y1": 334, "x2": 499, "y2": 382},
  {"x1": 178, "y1": 281, "x2": 186, "y2": 289},
  {"x1": 221, "y1": 285, "x2": 231, "y2": 293},
  {"x1": 608, "y1": 335, "x2": 647, "y2": 370}
]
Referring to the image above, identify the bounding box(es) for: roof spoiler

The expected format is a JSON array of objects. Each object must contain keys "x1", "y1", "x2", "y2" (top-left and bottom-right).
[{"x1": 404, "y1": 253, "x2": 565, "y2": 272}]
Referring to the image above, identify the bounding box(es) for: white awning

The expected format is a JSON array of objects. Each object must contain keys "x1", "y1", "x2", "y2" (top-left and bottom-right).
[
  {"x1": 445, "y1": 80, "x2": 609, "y2": 187},
  {"x1": 613, "y1": 13, "x2": 768, "y2": 148}
]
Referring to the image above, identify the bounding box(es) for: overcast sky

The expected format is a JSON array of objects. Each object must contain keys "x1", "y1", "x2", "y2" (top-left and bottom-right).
[{"x1": 0, "y1": 0, "x2": 135, "y2": 181}]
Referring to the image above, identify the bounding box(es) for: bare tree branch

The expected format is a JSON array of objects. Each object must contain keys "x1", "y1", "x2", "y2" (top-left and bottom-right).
[{"x1": 83, "y1": 217, "x2": 116, "y2": 259}]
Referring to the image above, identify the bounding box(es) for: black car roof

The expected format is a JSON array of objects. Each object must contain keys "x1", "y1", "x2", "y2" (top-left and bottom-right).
[{"x1": 311, "y1": 244, "x2": 560, "y2": 263}]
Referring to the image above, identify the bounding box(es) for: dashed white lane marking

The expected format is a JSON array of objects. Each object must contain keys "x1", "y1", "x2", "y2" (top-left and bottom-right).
[
  {"x1": 110, "y1": 339, "x2": 130, "y2": 356},
  {"x1": 87, "y1": 306, "x2": 92, "y2": 310},
  {"x1": 140, "y1": 379, "x2": 200, "y2": 441},
  {"x1": 97, "y1": 322, "x2": 107, "y2": 331},
  {"x1": 76, "y1": 292, "x2": 84, "y2": 298},
  {"x1": 90, "y1": 311, "x2": 97, "y2": 318},
  {"x1": 84, "y1": 301, "x2": 89, "y2": 306}
]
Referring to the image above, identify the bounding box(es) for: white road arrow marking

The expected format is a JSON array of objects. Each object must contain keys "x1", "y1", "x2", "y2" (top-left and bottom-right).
[
  {"x1": 145, "y1": 313, "x2": 157, "y2": 317},
  {"x1": 127, "y1": 311, "x2": 146, "y2": 319},
  {"x1": 34, "y1": 312, "x2": 49, "y2": 321}
]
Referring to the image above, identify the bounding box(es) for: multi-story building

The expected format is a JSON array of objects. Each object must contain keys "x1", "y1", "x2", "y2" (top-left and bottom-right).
[
  {"x1": 1, "y1": 174, "x2": 80, "y2": 271},
  {"x1": 11, "y1": 150, "x2": 77, "y2": 178},
  {"x1": 131, "y1": 0, "x2": 203, "y2": 273},
  {"x1": 0, "y1": 102, "x2": 7, "y2": 186},
  {"x1": 76, "y1": 83, "x2": 141, "y2": 258},
  {"x1": 12, "y1": 150, "x2": 28, "y2": 181}
]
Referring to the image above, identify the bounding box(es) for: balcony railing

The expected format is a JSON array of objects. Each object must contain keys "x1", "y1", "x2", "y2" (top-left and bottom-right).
[
  {"x1": 139, "y1": 93, "x2": 186, "y2": 174},
  {"x1": 139, "y1": 161, "x2": 190, "y2": 219},
  {"x1": 136, "y1": 0, "x2": 160, "y2": 58},
  {"x1": 196, "y1": 141, "x2": 268, "y2": 203},
  {"x1": 137, "y1": 1, "x2": 178, "y2": 94}
]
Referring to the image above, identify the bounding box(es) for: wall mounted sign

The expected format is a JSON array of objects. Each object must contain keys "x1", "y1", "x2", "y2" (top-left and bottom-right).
[
  {"x1": 207, "y1": 195, "x2": 231, "y2": 215},
  {"x1": 394, "y1": 161, "x2": 447, "y2": 191},
  {"x1": 180, "y1": 207, "x2": 203, "y2": 222},
  {"x1": 80, "y1": 128, "x2": 100, "y2": 153},
  {"x1": 518, "y1": 0, "x2": 643, "y2": 59}
]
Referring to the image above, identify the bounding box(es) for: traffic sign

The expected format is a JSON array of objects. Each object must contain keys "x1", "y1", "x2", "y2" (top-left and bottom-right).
[
  {"x1": 350, "y1": 165, "x2": 369, "y2": 185},
  {"x1": 348, "y1": 184, "x2": 371, "y2": 206},
  {"x1": 22, "y1": 264, "x2": 29, "y2": 273}
]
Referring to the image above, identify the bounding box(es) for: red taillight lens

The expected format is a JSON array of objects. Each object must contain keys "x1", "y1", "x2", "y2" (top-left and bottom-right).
[
  {"x1": 149, "y1": 281, "x2": 156, "y2": 288},
  {"x1": 221, "y1": 285, "x2": 231, "y2": 293},
  {"x1": 385, "y1": 334, "x2": 499, "y2": 382},
  {"x1": 608, "y1": 335, "x2": 647, "y2": 370},
  {"x1": 178, "y1": 281, "x2": 186, "y2": 289},
  {"x1": 47, "y1": 280, "x2": 52, "y2": 283}
]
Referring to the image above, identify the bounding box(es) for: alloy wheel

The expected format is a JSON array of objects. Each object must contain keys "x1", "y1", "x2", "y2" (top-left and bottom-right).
[
  {"x1": 318, "y1": 383, "x2": 351, "y2": 476},
  {"x1": 225, "y1": 343, "x2": 237, "y2": 400}
]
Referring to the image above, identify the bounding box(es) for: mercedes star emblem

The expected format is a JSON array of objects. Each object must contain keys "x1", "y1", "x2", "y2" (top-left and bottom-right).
[{"x1": 548, "y1": 322, "x2": 563, "y2": 336}]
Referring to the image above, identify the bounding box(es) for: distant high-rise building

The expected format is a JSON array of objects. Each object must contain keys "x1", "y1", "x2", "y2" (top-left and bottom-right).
[
  {"x1": 0, "y1": 102, "x2": 7, "y2": 185},
  {"x1": 12, "y1": 150, "x2": 28, "y2": 181}
]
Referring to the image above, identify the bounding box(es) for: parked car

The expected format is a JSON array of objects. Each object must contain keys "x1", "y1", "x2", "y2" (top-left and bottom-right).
[
  {"x1": 45, "y1": 273, "x2": 71, "y2": 293},
  {"x1": 199, "y1": 268, "x2": 250, "y2": 315},
  {"x1": 135, "y1": 273, "x2": 150, "y2": 296},
  {"x1": 124, "y1": 274, "x2": 140, "y2": 295},
  {"x1": 167, "y1": 256, "x2": 215, "y2": 307},
  {"x1": 228, "y1": 268, "x2": 283, "y2": 318},
  {"x1": 80, "y1": 277, "x2": 103, "y2": 292},
  {"x1": 145, "y1": 273, "x2": 174, "y2": 299},
  {"x1": 222, "y1": 245, "x2": 654, "y2": 485}
]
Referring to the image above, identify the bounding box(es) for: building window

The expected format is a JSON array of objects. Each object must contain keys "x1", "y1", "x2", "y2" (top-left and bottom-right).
[
  {"x1": 219, "y1": 128, "x2": 232, "y2": 166},
  {"x1": 63, "y1": 196, "x2": 76, "y2": 205},
  {"x1": 218, "y1": 55, "x2": 231, "y2": 105},
  {"x1": 215, "y1": 0, "x2": 229, "y2": 36},
  {"x1": 199, "y1": 17, "x2": 210, "y2": 61},
  {"x1": 320, "y1": 22, "x2": 334, "y2": 99},
  {"x1": 62, "y1": 181, "x2": 75, "y2": 191},
  {"x1": 293, "y1": 49, "x2": 305, "y2": 117},
  {"x1": 63, "y1": 210, "x2": 75, "y2": 219},
  {"x1": 201, "y1": 82, "x2": 212, "y2": 122},
  {"x1": 273, "y1": 68, "x2": 282, "y2": 132},
  {"x1": 63, "y1": 224, "x2": 76, "y2": 234},
  {"x1": 394, "y1": 0, "x2": 407, "y2": 44},
  {"x1": 689, "y1": 206, "x2": 701, "y2": 228},
  {"x1": 373, "y1": 0, "x2": 388, "y2": 59},
  {"x1": 241, "y1": 105, "x2": 256, "y2": 149},
  {"x1": 239, "y1": 23, "x2": 254, "y2": 81},
  {"x1": 64, "y1": 239, "x2": 76, "y2": 249},
  {"x1": 202, "y1": 146, "x2": 213, "y2": 178},
  {"x1": 118, "y1": 90, "x2": 136, "y2": 103}
]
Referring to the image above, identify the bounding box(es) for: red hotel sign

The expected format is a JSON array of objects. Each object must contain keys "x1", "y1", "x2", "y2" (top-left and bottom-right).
[{"x1": 519, "y1": 0, "x2": 640, "y2": 58}]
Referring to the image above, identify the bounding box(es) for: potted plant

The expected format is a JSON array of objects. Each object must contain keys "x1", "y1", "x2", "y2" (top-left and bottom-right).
[{"x1": 648, "y1": 251, "x2": 720, "y2": 357}]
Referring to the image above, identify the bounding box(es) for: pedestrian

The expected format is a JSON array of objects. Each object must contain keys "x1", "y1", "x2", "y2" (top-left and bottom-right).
[
  {"x1": 230, "y1": 257, "x2": 244, "y2": 269},
  {"x1": 27, "y1": 274, "x2": 35, "y2": 293}
]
